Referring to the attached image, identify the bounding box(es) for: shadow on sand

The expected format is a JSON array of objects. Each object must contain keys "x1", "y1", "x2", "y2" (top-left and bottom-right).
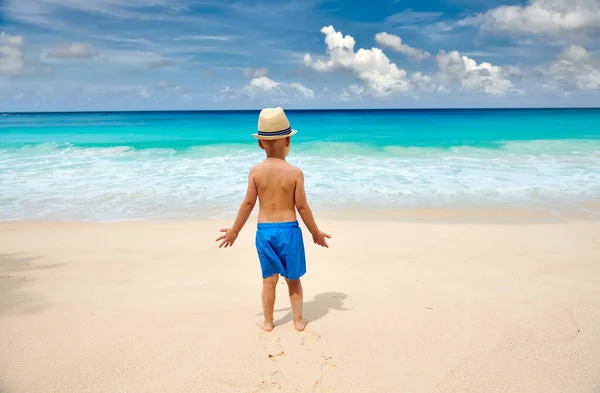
[{"x1": 267, "y1": 292, "x2": 351, "y2": 326}]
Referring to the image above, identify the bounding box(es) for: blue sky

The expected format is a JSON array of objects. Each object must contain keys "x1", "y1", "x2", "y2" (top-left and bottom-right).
[{"x1": 1, "y1": 0, "x2": 599, "y2": 111}]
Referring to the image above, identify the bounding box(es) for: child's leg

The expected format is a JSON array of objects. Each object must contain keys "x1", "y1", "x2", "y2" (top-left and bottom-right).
[
  {"x1": 259, "y1": 274, "x2": 279, "y2": 332},
  {"x1": 285, "y1": 278, "x2": 308, "y2": 331}
]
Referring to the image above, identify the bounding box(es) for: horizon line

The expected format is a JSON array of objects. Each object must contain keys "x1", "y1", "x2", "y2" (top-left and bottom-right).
[{"x1": 3, "y1": 106, "x2": 600, "y2": 115}]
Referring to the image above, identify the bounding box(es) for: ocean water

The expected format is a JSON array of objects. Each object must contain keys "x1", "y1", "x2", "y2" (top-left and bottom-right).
[{"x1": 1, "y1": 109, "x2": 600, "y2": 221}]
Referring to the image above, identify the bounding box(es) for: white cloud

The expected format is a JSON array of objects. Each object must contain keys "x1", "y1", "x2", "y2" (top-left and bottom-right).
[
  {"x1": 0, "y1": 32, "x2": 25, "y2": 46},
  {"x1": 503, "y1": 65, "x2": 524, "y2": 77},
  {"x1": 303, "y1": 26, "x2": 532, "y2": 99},
  {"x1": 219, "y1": 76, "x2": 315, "y2": 102},
  {"x1": 174, "y1": 35, "x2": 233, "y2": 41},
  {"x1": 0, "y1": 46, "x2": 25, "y2": 75},
  {"x1": 539, "y1": 45, "x2": 600, "y2": 91},
  {"x1": 243, "y1": 76, "x2": 314, "y2": 99},
  {"x1": 375, "y1": 32, "x2": 430, "y2": 60},
  {"x1": 436, "y1": 50, "x2": 516, "y2": 96},
  {"x1": 243, "y1": 67, "x2": 269, "y2": 78},
  {"x1": 437, "y1": 85, "x2": 451, "y2": 94},
  {"x1": 136, "y1": 85, "x2": 150, "y2": 98},
  {"x1": 5, "y1": 0, "x2": 188, "y2": 26},
  {"x1": 560, "y1": 45, "x2": 590, "y2": 62},
  {"x1": 385, "y1": 10, "x2": 443, "y2": 25},
  {"x1": 0, "y1": 32, "x2": 26, "y2": 75},
  {"x1": 96, "y1": 35, "x2": 154, "y2": 46},
  {"x1": 339, "y1": 84, "x2": 365, "y2": 101},
  {"x1": 47, "y1": 43, "x2": 97, "y2": 59},
  {"x1": 409, "y1": 72, "x2": 437, "y2": 94},
  {"x1": 465, "y1": 0, "x2": 600, "y2": 37},
  {"x1": 304, "y1": 25, "x2": 425, "y2": 97},
  {"x1": 247, "y1": 76, "x2": 279, "y2": 92},
  {"x1": 289, "y1": 82, "x2": 315, "y2": 99},
  {"x1": 217, "y1": 86, "x2": 235, "y2": 100},
  {"x1": 304, "y1": 25, "x2": 521, "y2": 99}
]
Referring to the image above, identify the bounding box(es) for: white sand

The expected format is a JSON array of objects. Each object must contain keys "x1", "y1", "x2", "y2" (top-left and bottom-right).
[{"x1": 1, "y1": 217, "x2": 600, "y2": 392}]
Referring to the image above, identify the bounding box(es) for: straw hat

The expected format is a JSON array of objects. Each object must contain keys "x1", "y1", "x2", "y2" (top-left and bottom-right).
[{"x1": 252, "y1": 107, "x2": 298, "y2": 140}]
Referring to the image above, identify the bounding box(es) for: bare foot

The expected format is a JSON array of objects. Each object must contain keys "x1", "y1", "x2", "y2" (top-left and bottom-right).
[
  {"x1": 294, "y1": 318, "x2": 308, "y2": 332},
  {"x1": 258, "y1": 321, "x2": 274, "y2": 332}
]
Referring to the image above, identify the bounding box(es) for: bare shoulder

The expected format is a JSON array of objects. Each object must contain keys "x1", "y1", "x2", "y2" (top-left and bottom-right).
[
  {"x1": 289, "y1": 165, "x2": 304, "y2": 181},
  {"x1": 249, "y1": 163, "x2": 263, "y2": 175},
  {"x1": 289, "y1": 165, "x2": 304, "y2": 183}
]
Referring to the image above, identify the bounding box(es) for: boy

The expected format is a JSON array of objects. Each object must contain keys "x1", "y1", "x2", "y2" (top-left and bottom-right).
[{"x1": 215, "y1": 107, "x2": 331, "y2": 332}]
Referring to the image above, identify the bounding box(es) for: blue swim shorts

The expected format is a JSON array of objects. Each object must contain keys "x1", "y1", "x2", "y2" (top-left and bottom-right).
[{"x1": 255, "y1": 221, "x2": 306, "y2": 280}]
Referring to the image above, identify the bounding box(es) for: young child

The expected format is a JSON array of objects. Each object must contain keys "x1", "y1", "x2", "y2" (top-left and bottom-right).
[{"x1": 215, "y1": 107, "x2": 331, "y2": 332}]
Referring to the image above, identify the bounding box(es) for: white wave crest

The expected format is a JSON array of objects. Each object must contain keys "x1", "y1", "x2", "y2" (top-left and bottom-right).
[{"x1": 1, "y1": 139, "x2": 599, "y2": 221}]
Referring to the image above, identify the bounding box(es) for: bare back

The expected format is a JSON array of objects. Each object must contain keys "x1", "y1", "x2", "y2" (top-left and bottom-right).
[{"x1": 253, "y1": 158, "x2": 299, "y2": 223}]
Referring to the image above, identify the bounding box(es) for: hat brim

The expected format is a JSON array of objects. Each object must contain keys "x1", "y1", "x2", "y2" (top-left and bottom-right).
[{"x1": 252, "y1": 129, "x2": 297, "y2": 140}]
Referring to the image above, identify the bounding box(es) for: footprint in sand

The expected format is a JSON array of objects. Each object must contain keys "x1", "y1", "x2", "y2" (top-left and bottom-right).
[
  {"x1": 253, "y1": 335, "x2": 285, "y2": 392},
  {"x1": 258, "y1": 333, "x2": 285, "y2": 359},
  {"x1": 254, "y1": 336, "x2": 286, "y2": 392},
  {"x1": 300, "y1": 331, "x2": 322, "y2": 350},
  {"x1": 313, "y1": 361, "x2": 338, "y2": 393}
]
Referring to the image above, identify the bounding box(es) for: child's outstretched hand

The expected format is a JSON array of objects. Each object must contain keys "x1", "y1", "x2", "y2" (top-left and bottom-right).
[
  {"x1": 216, "y1": 228, "x2": 238, "y2": 248},
  {"x1": 313, "y1": 231, "x2": 331, "y2": 248}
]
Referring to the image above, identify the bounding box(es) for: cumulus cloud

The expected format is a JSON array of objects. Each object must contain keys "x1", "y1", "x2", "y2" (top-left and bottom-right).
[
  {"x1": 436, "y1": 50, "x2": 516, "y2": 96},
  {"x1": 0, "y1": 32, "x2": 26, "y2": 75},
  {"x1": 242, "y1": 76, "x2": 314, "y2": 99},
  {"x1": 409, "y1": 72, "x2": 437, "y2": 94},
  {"x1": 303, "y1": 25, "x2": 525, "y2": 98},
  {"x1": 539, "y1": 45, "x2": 600, "y2": 91},
  {"x1": 339, "y1": 85, "x2": 365, "y2": 101},
  {"x1": 464, "y1": 0, "x2": 600, "y2": 37},
  {"x1": 304, "y1": 25, "x2": 425, "y2": 97},
  {"x1": 375, "y1": 32, "x2": 430, "y2": 60},
  {"x1": 560, "y1": 45, "x2": 590, "y2": 62},
  {"x1": 219, "y1": 76, "x2": 314, "y2": 102},
  {"x1": 288, "y1": 82, "x2": 315, "y2": 99},
  {"x1": 47, "y1": 43, "x2": 97, "y2": 59},
  {"x1": 242, "y1": 67, "x2": 269, "y2": 78}
]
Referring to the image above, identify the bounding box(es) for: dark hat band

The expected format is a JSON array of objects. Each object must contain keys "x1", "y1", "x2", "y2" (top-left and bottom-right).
[{"x1": 257, "y1": 126, "x2": 292, "y2": 137}]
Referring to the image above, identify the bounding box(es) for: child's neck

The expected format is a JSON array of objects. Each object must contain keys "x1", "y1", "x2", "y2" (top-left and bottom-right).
[{"x1": 265, "y1": 152, "x2": 287, "y2": 160}]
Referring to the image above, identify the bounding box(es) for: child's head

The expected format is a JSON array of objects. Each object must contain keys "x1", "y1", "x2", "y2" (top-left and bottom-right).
[
  {"x1": 252, "y1": 107, "x2": 297, "y2": 158},
  {"x1": 258, "y1": 136, "x2": 291, "y2": 158}
]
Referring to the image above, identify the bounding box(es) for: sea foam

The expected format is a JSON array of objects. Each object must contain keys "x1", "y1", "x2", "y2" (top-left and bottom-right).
[{"x1": 1, "y1": 140, "x2": 599, "y2": 221}]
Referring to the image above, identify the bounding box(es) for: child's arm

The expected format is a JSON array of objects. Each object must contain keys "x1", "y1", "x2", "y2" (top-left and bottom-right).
[
  {"x1": 294, "y1": 169, "x2": 331, "y2": 248},
  {"x1": 216, "y1": 168, "x2": 258, "y2": 248}
]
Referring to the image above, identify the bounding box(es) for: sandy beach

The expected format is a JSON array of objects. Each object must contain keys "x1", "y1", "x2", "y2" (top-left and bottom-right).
[{"x1": 1, "y1": 216, "x2": 600, "y2": 392}]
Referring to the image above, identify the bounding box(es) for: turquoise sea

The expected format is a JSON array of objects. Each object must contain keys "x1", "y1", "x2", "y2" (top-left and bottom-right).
[{"x1": 1, "y1": 109, "x2": 600, "y2": 221}]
